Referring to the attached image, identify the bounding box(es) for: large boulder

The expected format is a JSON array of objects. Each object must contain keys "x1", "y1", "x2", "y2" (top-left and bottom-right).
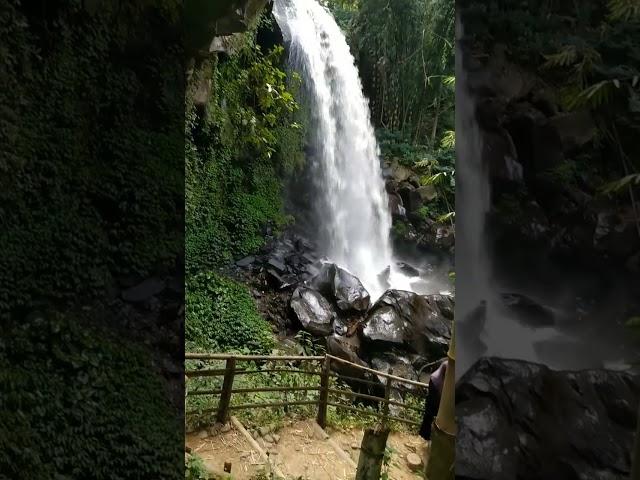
[
  {"x1": 388, "y1": 159, "x2": 413, "y2": 183},
  {"x1": 499, "y1": 292, "x2": 556, "y2": 328},
  {"x1": 456, "y1": 357, "x2": 640, "y2": 480},
  {"x1": 326, "y1": 335, "x2": 384, "y2": 400},
  {"x1": 398, "y1": 184, "x2": 423, "y2": 213},
  {"x1": 312, "y1": 263, "x2": 370, "y2": 312},
  {"x1": 361, "y1": 290, "x2": 452, "y2": 359},
  {"x1": 290, "y1": 287, "x2": 335, "y2": 336},
  {"x1": 548, "y1": 110, "x2": 596, "y2": 153},
  {"x1": 388, "y1": 193, "x2": 406, "y2": 218}
]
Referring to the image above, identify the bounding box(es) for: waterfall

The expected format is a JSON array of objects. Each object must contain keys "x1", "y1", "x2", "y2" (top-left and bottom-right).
[
  {"x1": 455, "y1": 17, "x2": 559, "y2": 378},
  {"x1": 274, "y1": 0, "x2": 406, "y2": 299}
]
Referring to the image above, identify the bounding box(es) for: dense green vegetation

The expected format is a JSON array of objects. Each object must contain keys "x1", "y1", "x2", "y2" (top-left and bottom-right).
[
  {"x1": 0, "y1": 0, "x2": 183, "y2": 318},
  {"x1": 1, "y1": 2, "x2": 183, "y2": 477},
  {"x1": 186, "y1": 272, "x2": 274, "y2": 354},
  {"x1": 325, "y1": 0, "x2": 456, "y2": 218},
  {"x1": 185, "y1": 14, "x2": 304, "y2": 352},
  {"x1": 0, "y1": 314, "x2": 181, "y2": 479},
  {"x1": 464, "y1": 0, "x2": 640, "y2": 229}
]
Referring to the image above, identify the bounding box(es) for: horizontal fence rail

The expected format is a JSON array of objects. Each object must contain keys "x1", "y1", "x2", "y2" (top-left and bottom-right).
[{"x1": 185, "y1": 352, "x2": 431, "y2": 429}]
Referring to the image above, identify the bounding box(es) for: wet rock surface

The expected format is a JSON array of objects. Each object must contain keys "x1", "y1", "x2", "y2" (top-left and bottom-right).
[
  {"x1": 311, "y1": 263, "x2": 371, "y2": 312},
  {"x1": 361, "y1": 290, "x2": 452, "y2": 359},
  {"x1": 235, "y1": 230, "x2": 454, "y2": 387},
  {"x1": 290, "y1": 287, "x2": 335, "y2": 336},
  {"x1": 456, "y1": 357, "x2": 640, "y2": 480}
]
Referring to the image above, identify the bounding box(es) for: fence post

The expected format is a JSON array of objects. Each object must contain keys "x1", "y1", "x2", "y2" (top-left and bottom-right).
[
  {"x1": 316, "y1": 355, "x2": 331, "y2": 428},
  {"x1": 382, "y1": 368, "x2": 393, "y2": 427},
  {"x1": 216, "y1": 357, "x2": 236, "y2": 424}
]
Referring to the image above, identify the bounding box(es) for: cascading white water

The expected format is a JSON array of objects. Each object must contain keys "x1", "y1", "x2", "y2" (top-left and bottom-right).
[{"x1": 274, "y1": 0, "x2": 413, "y2": 299}]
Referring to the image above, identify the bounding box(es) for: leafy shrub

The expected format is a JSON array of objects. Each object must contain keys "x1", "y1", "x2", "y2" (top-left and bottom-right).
[
  {"x1": 0, "y1": 1, "x2": 183, "y2": 318},
  {"x1": 186, "y1": 453, "x2": 209, "y2": 480},
  {"x1": 185, "y1": 27, "x2": 304, "y2": 274},
  {"x1": 186, "y1": 272, "x2": 275, "y2": 354},
  {"x1": 0, "y1": 313, "x2": 182, "y2": 479}
]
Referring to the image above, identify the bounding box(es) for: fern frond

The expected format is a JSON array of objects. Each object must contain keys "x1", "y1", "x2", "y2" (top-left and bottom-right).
[
  {"x1": 436, "y1": 211, "x2": 455, "y2": 223},
  {"x1": 423, "y1": 172, "x2": 449, "y2": 186},
  {"x1": 440, "y1": 130, "x2": 455, "y2": 149},
  {"x1": 608, "y1": 0, "x2": 640, "y2": 21},
  {"x1": 600, "y1": 173, "x2": 640, "y2": 195},
  {"x1": 542, "y1": 45, "x2": 578, "y2": 69}
]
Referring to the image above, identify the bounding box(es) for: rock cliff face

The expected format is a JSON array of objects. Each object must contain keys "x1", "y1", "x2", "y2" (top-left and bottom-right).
[
  {"x1": 186, "y1": 0, "x2": 270, "y2": 57},
  {"x1": 457, "y1": 358, "x2": 640, "y2": 480},
  {"x1": 457, "y1": 4, "x2": 640, "y2": 273},
  {"x1": 187, "y1": 0, "x2": 271, "y2": 108}
]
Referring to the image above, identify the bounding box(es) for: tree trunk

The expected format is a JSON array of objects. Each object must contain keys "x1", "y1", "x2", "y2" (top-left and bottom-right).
[
  {"x1": 426, "y1": 324, "x2": 456, "y2": 480},
  {"x1": 355, "y1": 426, "x2": 390, "y2": 480}
]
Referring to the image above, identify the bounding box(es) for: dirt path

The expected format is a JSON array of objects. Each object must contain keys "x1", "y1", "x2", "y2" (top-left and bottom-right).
[
  {"x1": 187, "y1": 419, "x2": 428, "y2": 480},
  {"x1": 186, "y1": 427, "x2": 266, "y2": 479},
  {"x1": 327, "y1": 426, "x2": 428, "y2": 480}
]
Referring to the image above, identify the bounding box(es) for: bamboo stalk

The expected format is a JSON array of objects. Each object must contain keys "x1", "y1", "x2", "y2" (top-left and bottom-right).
[
  {"x1": 230, "y1": 416, "x2": 285, "y2": 479},
  {"x1": 311, "y1": 421, "x2": 357, "y2": 469},
  {"x1": 425, "y1": 323, "x2": 455, "y2": 480}
]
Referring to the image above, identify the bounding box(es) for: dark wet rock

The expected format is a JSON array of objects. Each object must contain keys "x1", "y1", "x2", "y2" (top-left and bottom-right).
[
  {"x1": 378, "y1": 266, "x2": 391, "y2": 290},
  {"x1": 370, "y1": 354, "x2": 421, "y2": 390},
  {"x1": 293, "y1": 235, "x2": 314, "y2": 252},
  {"x1": 398, "y1": 184, "x2": 423, "y2": 213},
  {"x1": 236, "y1": 256, "x2": 255, "y2": 267},
  {"x1": 396, "y1": 262, "x2": 420, "y2": 277},
  {"x1": 548, "y1": 110, "x2": 596, "y2": 153},
  {"x1": 388, "y1": 193, "x2": 406, "y2": 218},
  {"x1": 122, "y1": 277, "x2": 165, "y2": 304},
  {"x1": 327, "y1": 334, "x2": 363, "y2": 368},
  {"x1": 290, "y1": 287, "x2": 335, "y2": 336},
  {"x1": 267, "y1": 257, "x2": 287, "y2": 273},
  {"x1": 361, "y1": 290, "x2": 452, "y2": 359},
  {"x1": 388, "y1": 159, "x2": 413, "y2": 183},
  {"x1": 434, "y1": 225, "x2": 455, "y2": 249},
  {"x1": 483, "y1": 128, "x2": 523, "y2": 183},
  {"x1": 327, "y1": 335, "x2": 384, "y2": 400},
  {"x1": 385, "y1": 179, "x2": 399, "y2": 194},
  {"x1": 426, "y1": 294, "x2": 455, "y2": 320},
  {"x1": 499, "y1": 292, "x2": 555, "y2": 327},
  {"x1": 311, "y1": 263, "x2": 370, "y2": 312},
  {"x1": 265, "y1": 269, "x2": 295, "y2": 290},
  {"x1": 456, "y1": 357, "x2": 640, "y2": 480}
]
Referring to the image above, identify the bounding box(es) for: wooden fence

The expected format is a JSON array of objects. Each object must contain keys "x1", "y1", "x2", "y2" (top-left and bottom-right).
[{"x1": 185, "y1": 353, "x2": 430, "y2": 429}]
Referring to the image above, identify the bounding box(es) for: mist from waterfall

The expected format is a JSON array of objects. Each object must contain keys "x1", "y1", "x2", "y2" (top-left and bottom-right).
[
  {"x1": 455, "y1": 18, "x2": 560, "y2": 379},
  {"x1": 274, "y1": 0, "x2": 415, "y2": 299}
]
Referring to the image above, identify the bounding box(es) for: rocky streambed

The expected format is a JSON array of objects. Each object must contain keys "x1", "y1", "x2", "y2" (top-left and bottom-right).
[{"x1": 230, "y1": 230, "x2": 454, "y2": 401}]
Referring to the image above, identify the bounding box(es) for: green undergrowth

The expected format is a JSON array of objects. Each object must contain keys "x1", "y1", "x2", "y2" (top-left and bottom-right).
[
  {"x1": 186, "y1": 272, "x2": 275, "y2": 355},
  {"x1": 0, "y1": 313, "x2": 182, "y2": 479},
  {"x1": 0, "y1": 1, "x2": 183, "y2": 318},
  {"x1": 185, "y1": 356, "x2": 423, "y2": 434},
  {"x1": 185, "y1": 18, "x2": 304, "y2": 274}
]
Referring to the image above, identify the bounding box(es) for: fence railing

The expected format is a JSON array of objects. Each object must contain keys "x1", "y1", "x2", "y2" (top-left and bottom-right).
[{"x1": 185, "y1": 352, "x2": 430, "y2": 429}]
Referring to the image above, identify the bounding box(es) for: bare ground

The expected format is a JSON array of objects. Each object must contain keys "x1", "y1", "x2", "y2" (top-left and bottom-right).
[{"x1": 187, "y1": 419, "x2": 428, "y2": 480}]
